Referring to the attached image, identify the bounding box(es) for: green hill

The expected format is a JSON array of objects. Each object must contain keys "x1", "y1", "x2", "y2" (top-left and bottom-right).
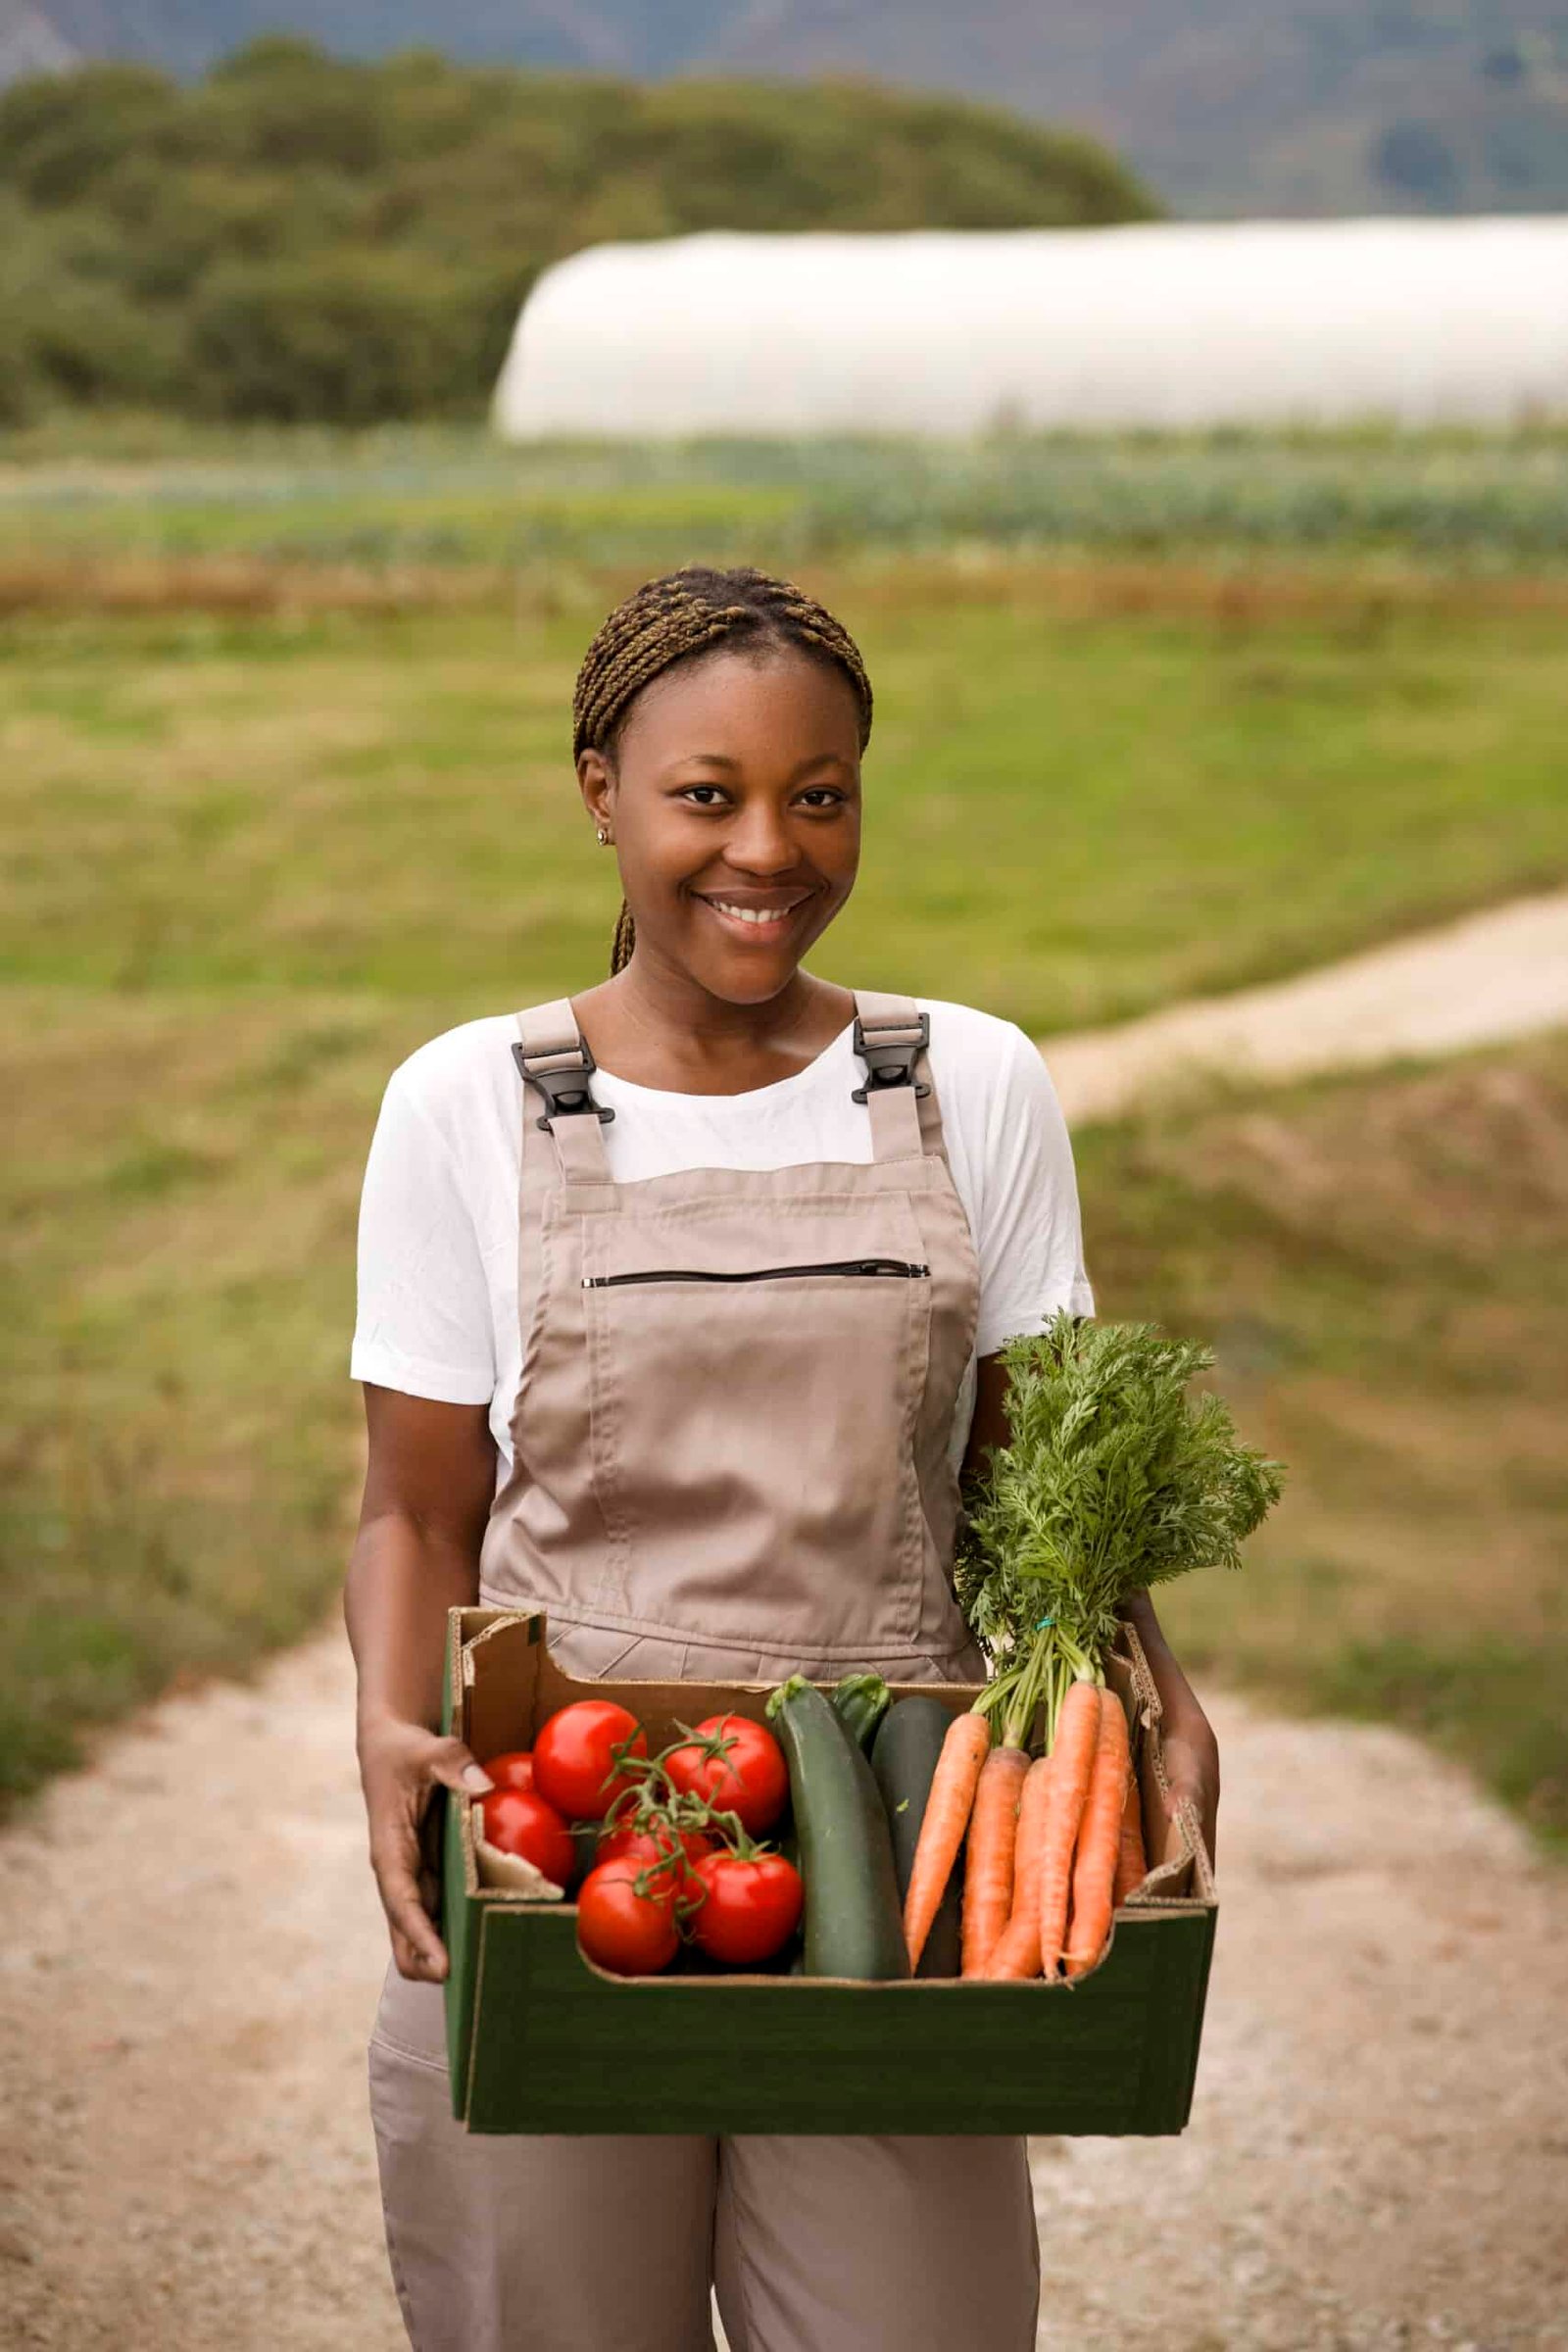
[{"x1": 0, "y1": 40, "x2": 1155, "y2": 424}]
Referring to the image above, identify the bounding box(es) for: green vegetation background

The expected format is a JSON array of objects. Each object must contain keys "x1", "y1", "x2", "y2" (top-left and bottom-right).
[
  {"x1": 4, "y1": 478, "x2": 1567, "y2": 1835},
  {"x1": 9, "y1": 423, "x2": 1568, "y2": 571},
  {"x1": 0, "y1": 41, "x2": 1152, "y2": 427}
]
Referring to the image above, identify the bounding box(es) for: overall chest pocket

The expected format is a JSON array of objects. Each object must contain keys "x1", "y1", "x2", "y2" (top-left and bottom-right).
[
  {"x1": 583, "y1": 1255, "x2": 929, "y2": 1290},
  {"x1": 577, "y1": 1213, "x2": 935, "y2": 1652}
]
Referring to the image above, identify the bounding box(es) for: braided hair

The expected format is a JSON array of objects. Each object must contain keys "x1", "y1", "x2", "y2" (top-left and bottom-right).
[{"x1": 572, "y1": 566, "x2": 873, "y2": 975}]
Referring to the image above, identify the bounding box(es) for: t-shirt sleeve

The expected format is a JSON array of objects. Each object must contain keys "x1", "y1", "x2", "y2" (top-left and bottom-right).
[
  {"x1": 350, "y1": 1068, "x2": 497, "y2": 1405},
  {"x1": 971, "y1": 1024, "x2": 1095, "y2": 1358}
]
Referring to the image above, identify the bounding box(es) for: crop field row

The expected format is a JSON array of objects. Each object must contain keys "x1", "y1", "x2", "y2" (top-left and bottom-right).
[{"x1": 5, "y1": 424, "x2": 1568, "y2": 573}]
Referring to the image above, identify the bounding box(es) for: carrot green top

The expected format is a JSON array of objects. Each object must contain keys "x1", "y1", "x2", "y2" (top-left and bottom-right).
[{"x1": 955, "y1": 1311, "x2": 1283, "y2": 1746}]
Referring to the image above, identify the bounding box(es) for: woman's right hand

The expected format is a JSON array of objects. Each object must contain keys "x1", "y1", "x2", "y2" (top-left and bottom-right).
[{"x1": 358, "y1": 1711, "x2": 494, "y2": 1982}]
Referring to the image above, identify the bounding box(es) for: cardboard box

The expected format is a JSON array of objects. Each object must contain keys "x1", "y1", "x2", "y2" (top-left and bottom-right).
[{"x1": 441, "y1": 1608, "x2": 1216, "y2": 2136}]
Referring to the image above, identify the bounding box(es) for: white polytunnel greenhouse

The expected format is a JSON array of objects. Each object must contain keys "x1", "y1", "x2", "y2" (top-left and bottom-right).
[{"x1": 492, "y1": 218, "x2": 1568, "y2": 437}]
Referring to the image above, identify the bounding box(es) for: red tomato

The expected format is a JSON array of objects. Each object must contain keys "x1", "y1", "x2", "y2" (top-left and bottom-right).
[
  {"x1": 533, "y1": 1700, "x2": 648, "y2": 1822},
  {"x1": 477, "y1": 1788, "x2": 574, "y2": 1887},
  {"x1": 664, "y1": 1715, "x2": 789, "y2": 1835},
  {"x1": 575, "y1": 1863, "x2": 680, "y2": 1976},
  {"x1": 596, "y1": 1823, "x2": 713, "y2": 1896},
  {"x1": 689, "y1": 1851, "x2": 803, "y2": 1964},
  {"x1": 483, "y1": 1750, "x2": 534, "y2": 1792}
]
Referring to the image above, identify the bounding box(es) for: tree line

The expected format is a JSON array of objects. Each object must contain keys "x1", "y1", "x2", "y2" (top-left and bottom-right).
[{"x1": 0, "y1": 38, "x2": 1157, "y2": 426}]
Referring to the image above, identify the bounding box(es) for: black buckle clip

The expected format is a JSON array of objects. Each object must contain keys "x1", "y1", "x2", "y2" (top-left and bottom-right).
[
  {"x1": 851, "y1": 1010, "x2": 931, "y2": 1103},
  {"x1": 512, "y1": 1040, "x2": 616, "y2": 1132}
]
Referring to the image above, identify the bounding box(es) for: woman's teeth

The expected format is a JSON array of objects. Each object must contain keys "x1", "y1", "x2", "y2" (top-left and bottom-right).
[{"x1": 709, "y1": 901, "x2": 792, "y2": 926}]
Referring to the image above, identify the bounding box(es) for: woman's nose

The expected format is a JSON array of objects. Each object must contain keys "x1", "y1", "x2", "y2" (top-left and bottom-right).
[{"x1": 724, "y1": 808, "x2": 798, "y2": 874}]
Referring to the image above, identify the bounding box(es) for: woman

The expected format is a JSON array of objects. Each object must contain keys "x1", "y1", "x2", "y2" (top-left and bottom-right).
[{"x1": 347, "y1": 565, "x2": 1219, "y2": 2351}]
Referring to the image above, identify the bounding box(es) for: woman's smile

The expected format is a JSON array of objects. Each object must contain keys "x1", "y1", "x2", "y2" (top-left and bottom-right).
[{"x1": 694, "y1": 886, "x2": 815, "y2": 940}]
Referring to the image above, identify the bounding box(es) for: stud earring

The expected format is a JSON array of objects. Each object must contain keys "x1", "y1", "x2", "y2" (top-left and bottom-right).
[{"x1": 596, "y1": 826, "x2": 611, "y2": 846}]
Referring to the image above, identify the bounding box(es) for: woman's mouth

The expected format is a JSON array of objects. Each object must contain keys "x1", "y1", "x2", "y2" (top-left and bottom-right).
[{"x1": 696, "y1": 894, "x2": 809, "y2": 940}]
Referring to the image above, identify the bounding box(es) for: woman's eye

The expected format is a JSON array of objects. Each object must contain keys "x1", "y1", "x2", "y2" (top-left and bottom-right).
[
  {"x1": 679, "y1": 785, "x2": 729, "y2": 807},
  {"x1": 798, "y1": 788, "x2": 848, "y2": 809}
]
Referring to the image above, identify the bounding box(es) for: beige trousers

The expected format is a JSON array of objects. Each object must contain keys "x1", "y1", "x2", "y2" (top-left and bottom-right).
[{"x1": 369, "y1": 1968, "x2": 1040, "y2": 2352}]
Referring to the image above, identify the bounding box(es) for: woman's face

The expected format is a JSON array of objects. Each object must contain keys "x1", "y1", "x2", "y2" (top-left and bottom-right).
[{"x1": 579, "y1": 645, "x2": 863, "y2": 1004}]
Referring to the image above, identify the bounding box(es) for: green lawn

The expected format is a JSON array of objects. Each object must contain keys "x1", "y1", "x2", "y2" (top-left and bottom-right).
[
  {"x1": 4, "y1": 560, "x2": 1567, "y2": 1815},
  {"x1": 5, "y1": 584, "x2": 1566, "y2": 1031}
]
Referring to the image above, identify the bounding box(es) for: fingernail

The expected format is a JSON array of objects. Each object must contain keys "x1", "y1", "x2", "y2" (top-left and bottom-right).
[{"x1": 461, "y1": 1765, "x2": 493, "y2": 1794}]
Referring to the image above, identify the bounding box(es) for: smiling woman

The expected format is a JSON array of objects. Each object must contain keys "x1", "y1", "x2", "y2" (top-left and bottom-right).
[
  {"x1": 571, "y1": 564, "x2": 874, "y2": 1004},
  {"x1": 343, "y1": 563, "x2": 1210, "y2": 2352}
]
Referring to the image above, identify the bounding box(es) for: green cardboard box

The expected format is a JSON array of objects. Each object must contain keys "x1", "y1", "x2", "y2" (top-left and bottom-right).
[{"x1": 441, "y1": 1607, "x2": 1216, "y2": 2135}]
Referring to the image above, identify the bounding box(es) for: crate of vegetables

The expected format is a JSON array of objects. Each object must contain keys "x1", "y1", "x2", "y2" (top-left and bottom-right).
[
  {"x1": 441, "y1": 1614, "x2": 1208, "y2": 2136},
  {"x1": 440, "y1": 1316, "x2": 1279, "y2": 2136}
]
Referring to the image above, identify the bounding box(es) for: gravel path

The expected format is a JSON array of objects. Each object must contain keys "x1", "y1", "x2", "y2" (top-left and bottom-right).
[
  {"x1": 1039, "y1": 888, "x2": 1568, "y2": 1123},
  {"x1": 6, "y1": 891, "x2": 1568, "y2": 2349},
  {"x1": 4, "y1": 1628, "x2": 1565, "y2": 2350}
]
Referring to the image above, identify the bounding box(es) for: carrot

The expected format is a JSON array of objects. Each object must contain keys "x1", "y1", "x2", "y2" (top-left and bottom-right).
[
  {"x1": 1036, "y1": 1678, "x2": 1102, "y2": 1979},
  {"x1": 979, "y1": 1754, "x2": 1053, "y2": 1980},
  {"x1": 1063, "y1": 1690, "x2": 1133, "y2": 1980},
  {"x1": 960, "y1": 1743, "x2": 1030, "y2": 1976},
  {"x1": 904, "y1": 1710, "x2": 990, "y2": 1971},
  {"x1": 1112, "y1": 1764, "x2": 1148, "y2": 1907}
]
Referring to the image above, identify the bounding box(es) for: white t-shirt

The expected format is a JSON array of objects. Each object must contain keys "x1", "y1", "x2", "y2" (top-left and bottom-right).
[{"x1": 352, "y1": 996, "x2": 1094, "y2": 1482}]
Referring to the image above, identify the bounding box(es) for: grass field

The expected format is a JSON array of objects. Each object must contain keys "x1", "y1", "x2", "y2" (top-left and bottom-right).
[
  {"x1": 4, "y1": 495, "x2": 1567, "y2": 1825},
  {"x1": 6, "y1": 585, "x2": 1567, "y2": 1031},
  {"x1": 1081, "y1": 1040, "x2": 1568, "y2": 1845}
]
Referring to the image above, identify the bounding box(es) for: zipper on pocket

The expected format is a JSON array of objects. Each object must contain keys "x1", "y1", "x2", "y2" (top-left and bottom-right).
[{"x1": 582, "y1": 1256, "x2": 930, "y2": 1290}]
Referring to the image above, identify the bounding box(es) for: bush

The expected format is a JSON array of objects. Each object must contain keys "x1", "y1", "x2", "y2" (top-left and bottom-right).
[
  {"x1": 187, "y1": 248, "x2": 471, "y2": 421},
  {"x1": 0, "y1": 205, "x2": 183, "y2": 407},
  {"x1": 0, "y1": 335, "x2": 39, "y2": 426},
  {"x1": 0, "y1": 46, "x2": 1159, "y2": 423},
  {"x1": 0, "y1": 63, "x2": 179, "y2": 207}
]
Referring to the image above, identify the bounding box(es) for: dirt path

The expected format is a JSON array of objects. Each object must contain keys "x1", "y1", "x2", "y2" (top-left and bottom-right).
[
  {"x1": 6, "y1": 892, "x2": 1568, "y2": 2349},
  {"x1": 4, "y1": 1627, "x2": 1565, "y2": 2351},
  {"x1": 1039, "y1": 887, "x2": 1568, "y2": 1122}
]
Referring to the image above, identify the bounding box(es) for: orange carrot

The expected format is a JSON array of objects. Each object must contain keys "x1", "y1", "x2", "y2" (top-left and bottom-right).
[
  {"x1": 1036, "y1": 1679, "x2": 1102, "y2": 1979},
  {"x1": 1112, "y1": 1765, "x2": 1148, "y2": 1907},
  {"x1": 1063, "y1": 1691, "x2": 1133, "y2": 1980},
  {"x1": 979, "y1": 1754, "x2": 1053, "y2": 1981},
  {"x1": 904, "y1": 1710, "x2": 991, "y2": 1971},
  {"x1": 960, "y1": 1743, "x2": 1030, "y2": 1977}
]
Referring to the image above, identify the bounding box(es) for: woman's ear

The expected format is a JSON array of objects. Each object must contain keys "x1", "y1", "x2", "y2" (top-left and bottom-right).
[{"x1": 576, "y1": 748, "x2": 614, "y2": 841}]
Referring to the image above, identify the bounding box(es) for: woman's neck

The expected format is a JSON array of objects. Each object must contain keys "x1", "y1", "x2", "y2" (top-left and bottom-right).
[{"x1": 572, "y1": 959, "x2": 855, "y2": 1096}]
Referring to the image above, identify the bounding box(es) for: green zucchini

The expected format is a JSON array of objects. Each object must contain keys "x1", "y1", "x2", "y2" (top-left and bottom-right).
[
  {"x1": 871, "y1": 1696, "x2": 964, "y2": 1979},
  {"x1": 829, "y1": 1671, "x2": 892, "y2": 1753},
  {"x1": 568, "y1": 1819, "x2": 600, "y2": 1891},
  {"x1": 766, "y1": 1676, "x2": 910, "y2": 1981}
]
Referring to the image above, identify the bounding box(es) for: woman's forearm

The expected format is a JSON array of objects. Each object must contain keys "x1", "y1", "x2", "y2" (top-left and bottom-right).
[
  {"x1": 1120, "y1": 1588, "x2": 1221, "y2": 1866},
  {"x1": 345, "y1": 1513, "x2": 481, "y2": 1736},
  {"x1": 347, "y1": 1386, "x2": 496, "y2": 1737},
  {"x1": 1121, "y1": 1591, "x2": 1213, "y2": 1743}
]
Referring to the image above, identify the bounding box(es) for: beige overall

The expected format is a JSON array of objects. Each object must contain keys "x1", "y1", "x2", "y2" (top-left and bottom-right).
[{"x1": 368, "y1": 992, "x2": 1040, "y2": 2351}]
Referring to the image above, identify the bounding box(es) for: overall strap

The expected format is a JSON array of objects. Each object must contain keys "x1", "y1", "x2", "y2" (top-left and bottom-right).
[
  {"x1": 851, "y1": 990, "x2": 947, "y2": 1161},
  {"x1": 512, "y1": 999, "x2": 615, "y2": 1189}
]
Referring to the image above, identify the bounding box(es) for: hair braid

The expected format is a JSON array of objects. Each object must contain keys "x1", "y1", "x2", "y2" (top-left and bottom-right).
[{"x1": 571, "y1": 566, "x2": 873, "y2": 975}]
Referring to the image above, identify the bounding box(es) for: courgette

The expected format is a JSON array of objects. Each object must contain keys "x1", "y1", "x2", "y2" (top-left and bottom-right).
[
  {"x1": 828, "y1": 1671, "x2": 892, "y2": 1753},
  {"x1": 766, "y1": 1676, "x2": 910, "y2": 1981},
  {"x1": 870, "y1": 1696, "x2": 963, "y2": 1979}
]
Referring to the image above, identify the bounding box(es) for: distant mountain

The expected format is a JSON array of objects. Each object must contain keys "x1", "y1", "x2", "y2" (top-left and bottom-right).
[{"x1": 10, "y1": 0, "x2": 1568, "y2": 214}]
